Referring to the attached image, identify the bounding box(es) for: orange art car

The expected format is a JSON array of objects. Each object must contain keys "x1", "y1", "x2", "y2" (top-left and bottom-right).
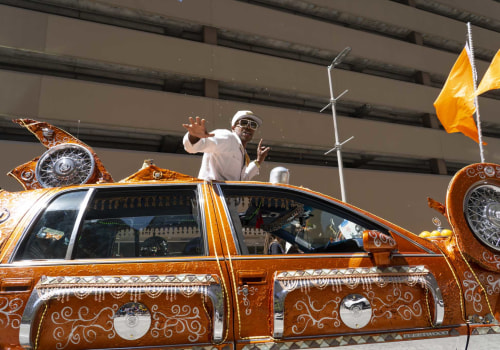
[{"x1": 0, "y1": 119, "x2": 499, "y2": 350}]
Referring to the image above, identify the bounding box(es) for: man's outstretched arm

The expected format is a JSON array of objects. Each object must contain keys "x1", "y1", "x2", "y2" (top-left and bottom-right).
[{"x1": 182, "y1": 116, "x2": 215, "y2": 144}]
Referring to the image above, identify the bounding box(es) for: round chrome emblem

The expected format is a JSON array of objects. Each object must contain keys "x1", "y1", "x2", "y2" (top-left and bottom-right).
[
  {"x1": 114, "y1": 302, "x2": 151, "y2": 340},
  {"x1": 35, "y1": 143, "x2": 95, "y2": 188},
  {"x1": 339, "y1": 294, "x2": 372, "y2": 329},
  {"x1": 21, "y1": 170, "x2": 34, "y2": 181},
  {"x1": 153, "y1": 171, "x2": 163, "y2": 180},
  {"x1": 464, "y1": 183, "x2": 500, "y2": 251}
]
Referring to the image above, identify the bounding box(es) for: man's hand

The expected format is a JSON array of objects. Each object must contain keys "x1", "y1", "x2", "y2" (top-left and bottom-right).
[
  {"x1": 182, "y1": 116, "x2": 215, "y2": 143},
  {"x1": 256, "y1": 139, "x2": 271, "y2": 165}
]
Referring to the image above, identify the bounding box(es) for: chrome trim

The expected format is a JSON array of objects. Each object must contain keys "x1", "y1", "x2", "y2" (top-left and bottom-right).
[
  {"x1": 65, "y1": 188, "x2": 96, "y2": 259},
  {"x1": 217, "y1": 183, "x2": 435, "y2": 254},
  {"x1": 213, "y1": 184, "x2": 243, "y2": 254},
  {"x1": 222, "y1": 253, "x2": 443, "y2": 260},
  {"x1": 7, "y1": 257, "x2": 220, "y2": 267},
  {"x1": 230, "y1": 254, "x2": 370, "y2": 260},
  {"x1": 196, "y1": 184, "x2": 210, "y2": 256},
  {"x1": 19, "y1": 274, "x2": 225, "y2": 349},
  {"x1": 6, "y1": 254, "x2": 444, "y2": 266},
  {"x1": 424, "y1": 273, "x2": 445, "y2": 326},
  {"x1": 392, "y1": 253, "x2": 443, "y2": 258},
  {"x1": 84, "y1": 182, "x2": 205, "y2": 190},
  {"x1": 206, "y1": 281, "x2": 224, "y2": 342},
  {"x1": 272, "y1": 265, "x2": 444, "y2": 338}
]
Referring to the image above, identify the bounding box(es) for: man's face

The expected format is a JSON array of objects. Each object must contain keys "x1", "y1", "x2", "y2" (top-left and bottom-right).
[{"x1": 232, "y1": 119, "x2": 257, "y2": 145}]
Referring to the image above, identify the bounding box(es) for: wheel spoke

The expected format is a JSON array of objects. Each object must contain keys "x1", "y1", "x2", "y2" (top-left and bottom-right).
[{"x1": 465, "y1": 184, "x2": 500, "y2": 252}]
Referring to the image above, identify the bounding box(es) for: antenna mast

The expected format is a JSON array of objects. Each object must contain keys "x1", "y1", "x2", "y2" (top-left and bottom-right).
[{"x1": 321, "y1": 47, "x2": 354, "y2": 202}]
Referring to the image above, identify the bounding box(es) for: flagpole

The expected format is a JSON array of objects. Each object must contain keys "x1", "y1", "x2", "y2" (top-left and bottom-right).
[{"x1": 467, "y1": 22, "x2": 486, "y2": 163}]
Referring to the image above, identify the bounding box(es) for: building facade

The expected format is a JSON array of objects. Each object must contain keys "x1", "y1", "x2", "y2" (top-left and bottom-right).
[{"x1": 0, "y1": 0, "x2": 499, "y2": 232}]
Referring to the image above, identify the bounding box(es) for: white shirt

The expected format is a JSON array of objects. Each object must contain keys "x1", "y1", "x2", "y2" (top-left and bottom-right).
[{"x1": 183, "y1": 129, "x2": 259, "y2": 181}]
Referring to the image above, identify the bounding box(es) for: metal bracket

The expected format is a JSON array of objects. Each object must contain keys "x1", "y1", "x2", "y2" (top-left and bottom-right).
[{"x1": 324, "y1": 136, "x2": 355, "y2": 155}]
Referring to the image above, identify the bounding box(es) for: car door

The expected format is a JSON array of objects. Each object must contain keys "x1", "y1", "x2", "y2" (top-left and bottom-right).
[
  {"x1": 0, "y1": 183, "x2": 232, "y2": 350},
  {"x1": 211, "y1": 183, "x2": 468, "y2": 350}
]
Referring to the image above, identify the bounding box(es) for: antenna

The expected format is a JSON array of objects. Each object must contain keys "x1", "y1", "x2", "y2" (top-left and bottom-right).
[
  {"x1": 321, "y1": 47, "x2": 354, "y2": 203},
  {"x1": 466, "y1": 22, "x2": 486, "y2": 163},
  {"x1": 330, "y1": 47, "x2": 351, "y2": 68}
]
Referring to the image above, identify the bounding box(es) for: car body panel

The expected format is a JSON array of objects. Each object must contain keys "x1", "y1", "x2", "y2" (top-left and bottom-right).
[{"x1": 0, "y1": 119, "x2": 499, "y2": 349}]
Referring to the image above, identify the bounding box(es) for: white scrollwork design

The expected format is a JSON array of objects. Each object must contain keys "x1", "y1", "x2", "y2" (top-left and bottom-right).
[
  {"x1": 368, "y1": 230, "x2": 396, "y2": 247},
  {"x1": 237, "y1": 286, "x2": 257, "y2": 316},
  {"x1": 273, "y1": 266, "x2": 443, "y2": 339},
  {"x1": 366, "y1": 288, "x2": 422, "y2": 323},
  {"x1": 484, "y1": 274, "x2": 500, "y2": 295},
  {"x1": 292, "y1": 295, "x2": 341, "y2": 335},
  {"x1": 463, "y1": 271, "x2": 483, "y2": 313},
  {"x1": 45, "y1": 135, "x2": 71, "y2": 149},
  {"x1": 483, "y1": 251, "x2": 500, "y2": 269},
  {"x1": 51, "y1": 305, "x2": 116, "y2": 349},
  {"x1": 1, "y1": 191, "x2": 37, "y2": 243},
  {"x1": 466, "y1": 165, "x2": 500, "y2": 179},
  {"x1": 0, "y1": 297, "x2": 23, "y2": 329},
  {"x1": 463, "y1": 270, "x2": 500, "y2": 314},
  {"x1": 150, "y1": 304, "x2": 206, "y2": 342}
]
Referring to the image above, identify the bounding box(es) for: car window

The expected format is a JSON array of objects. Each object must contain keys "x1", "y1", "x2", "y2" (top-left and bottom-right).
[
  {"x1": 14, "y1": 190, "x2": 87, "y2": 260},
  {"x1": 220, "y1": 185, "x2": 385, "y2": 255},
  {"x1": 73, "y1": 187, "x2": 204, "y2": 259}
]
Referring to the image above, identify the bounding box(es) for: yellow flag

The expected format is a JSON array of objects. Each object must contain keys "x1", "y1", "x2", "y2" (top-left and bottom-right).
[
  {"x1": 433, "y1": 45, "x2": 480, "y2": 143},
  {"x1": 476, "y1": 49, "x2": 500, "y2": 96}
]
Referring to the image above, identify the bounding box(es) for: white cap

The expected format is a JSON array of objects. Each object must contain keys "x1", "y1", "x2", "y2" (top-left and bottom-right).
[{"x1": 231, "y1": 110, "x2": 262, "y2": 127}]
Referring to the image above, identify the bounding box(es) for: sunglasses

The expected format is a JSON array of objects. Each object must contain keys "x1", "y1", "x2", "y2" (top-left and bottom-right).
[{"x1": 237, "y1": 119, "x2": 259, "y2": 130}]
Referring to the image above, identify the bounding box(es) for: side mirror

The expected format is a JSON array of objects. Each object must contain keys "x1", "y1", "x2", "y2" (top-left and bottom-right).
[{"x1": 363, "y1": 230, "x2": 398, "y2": 266}]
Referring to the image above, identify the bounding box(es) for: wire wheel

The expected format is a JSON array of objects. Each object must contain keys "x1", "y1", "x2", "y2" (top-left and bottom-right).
[
  {"x1": 35, "y1": 144, "x2": 95, "y2": 188},
  {"x1": 464, "y1": 183, "x2": 500, "y2": 251}
]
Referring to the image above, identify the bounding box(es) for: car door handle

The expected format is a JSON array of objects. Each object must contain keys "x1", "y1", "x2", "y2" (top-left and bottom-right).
[
  {"x1": 1, "y1": 278, "x2": 33, "y2": 292},
  {"x1": 238, "y1": 270, "x2": 267, "y2": 285}
]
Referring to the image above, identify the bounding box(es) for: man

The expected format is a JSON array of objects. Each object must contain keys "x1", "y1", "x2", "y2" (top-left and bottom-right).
[{"x1": 183, "y1": 110, "x2": 270, "y2": 181}]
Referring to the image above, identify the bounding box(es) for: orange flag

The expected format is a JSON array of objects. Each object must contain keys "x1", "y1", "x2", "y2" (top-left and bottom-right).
[
  {"x1": 476, "y1": 49, "x2": 500, "y2": 96},
  {"x1": 433, "y1": 45, "x2": 480, "y2": 143}
]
